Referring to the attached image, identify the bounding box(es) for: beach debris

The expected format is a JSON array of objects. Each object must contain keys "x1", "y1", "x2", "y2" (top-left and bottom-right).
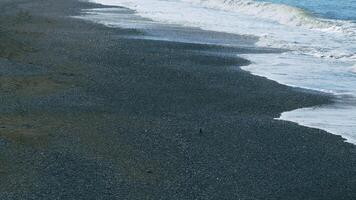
[{"x1": 199, "y1": 128, "x2": 203, "y2": 135}]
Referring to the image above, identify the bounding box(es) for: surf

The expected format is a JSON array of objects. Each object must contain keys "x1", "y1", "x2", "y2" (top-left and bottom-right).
[
  {"x1": 87, "y1": 0, "x2": 356, "y2": 144},
  {"x1": 183, "y1": 0, "x2": 346, "y2": 31}
]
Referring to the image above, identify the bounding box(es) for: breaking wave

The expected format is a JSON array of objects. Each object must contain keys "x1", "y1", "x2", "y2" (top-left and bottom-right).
[
  {"x1": 85, "y1": 0, "x2": 356, "y2": 144},
  {"x1": 89, "y1": 0, "x2": 355, "y2": 61},
  {"x1": 183, "y1": 0, "x2": 356, "y2": 35},
  {"x1": 181, "y1": 0, "x2": 356, "y2": 61}
]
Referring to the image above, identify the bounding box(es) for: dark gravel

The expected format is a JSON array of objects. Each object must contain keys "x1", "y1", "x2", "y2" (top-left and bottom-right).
[{"x1": 0, "y1": 0, "x2": 355, "y2": 199}]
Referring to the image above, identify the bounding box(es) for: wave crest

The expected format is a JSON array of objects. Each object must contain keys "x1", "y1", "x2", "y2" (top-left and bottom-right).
[{"x1": 183, "y1": 0, "x2": 354, "y2": 34}]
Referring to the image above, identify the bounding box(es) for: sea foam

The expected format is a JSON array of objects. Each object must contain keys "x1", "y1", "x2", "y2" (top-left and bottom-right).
[
  {"x1": 88, "y1": 0, "x2": 356, "y2": 144},
  {"x1": 352, "y1": 64, "x2": 356, "y2": 73},
  {"x1": 183, "y1": 0, "x2": 349, "y2": 31},
  {"x1": 90, "y1": 0, "x2": 355, "y2": 61}
]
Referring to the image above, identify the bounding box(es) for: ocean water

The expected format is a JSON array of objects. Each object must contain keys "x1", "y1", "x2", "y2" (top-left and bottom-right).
[
  {"x1": 86, "y1": 0, "x2": 356, "y2": 144},
  {"x1": 256, "y1": 0, "x2": 356, "y2": 21}
]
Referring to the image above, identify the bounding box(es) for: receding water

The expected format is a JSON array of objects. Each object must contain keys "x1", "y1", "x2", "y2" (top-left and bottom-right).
[{"x1": 86, "y1": 0, "x2": 356, "y2": 144}]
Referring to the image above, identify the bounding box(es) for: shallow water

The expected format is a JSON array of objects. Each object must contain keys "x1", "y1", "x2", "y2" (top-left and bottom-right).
[
  {"x1": 87, "y1": 0, "x2": 356, "y2": 144},
  {"x1": 257, "y1": 0, "x2": 356, "y2": 20},
  {"x1": 241, "y1": 53, "x2": 356, "y2": 143}
]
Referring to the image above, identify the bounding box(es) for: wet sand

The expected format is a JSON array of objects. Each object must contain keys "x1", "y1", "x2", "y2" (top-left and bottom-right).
[{"x1": 0, "y1": 0, "x2": 355, "y2": 199}]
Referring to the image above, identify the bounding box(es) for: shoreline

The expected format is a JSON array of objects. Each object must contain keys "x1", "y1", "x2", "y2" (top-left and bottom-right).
[
  {"x1": 0, "y1": 0, "x2": 355, "y2": 199},
  {"x1": 88, "y1": 0, "x2": 356, "y2": 145},
  {"x1": 82, "y1": 4, "x2": 356, "y2": 144},
  {"x1": 241, "y1": 53, "x2": 356, "y2": 144}
]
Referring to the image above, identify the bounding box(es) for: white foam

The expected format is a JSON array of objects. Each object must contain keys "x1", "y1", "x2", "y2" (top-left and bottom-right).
[
  {"x1": 279, "y1": 102, "x2": 356, "y2": 144},
  {"x1": 90, "y1": 0, "x2": 356, "y2": 61},
  {"x1": 351, "y1": 64, "x2": 356, "y2": 73},
  {"x1": 241, "y1": 53, "x2": 356, "y2": 96},
  {"x1": 241, "y1": 53, "x2": 356, "y2": 144},
  {"x1": 87, "y1": 0, "x2": 356, "y2": 144},
  {"x1": 183, "y1": 0, "x2": 354, "y2": 33}
]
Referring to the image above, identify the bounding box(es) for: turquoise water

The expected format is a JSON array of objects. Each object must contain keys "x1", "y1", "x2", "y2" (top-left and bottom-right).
[{"x1": 258, "y1": 0, "x2": 356, "y2": 20}]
